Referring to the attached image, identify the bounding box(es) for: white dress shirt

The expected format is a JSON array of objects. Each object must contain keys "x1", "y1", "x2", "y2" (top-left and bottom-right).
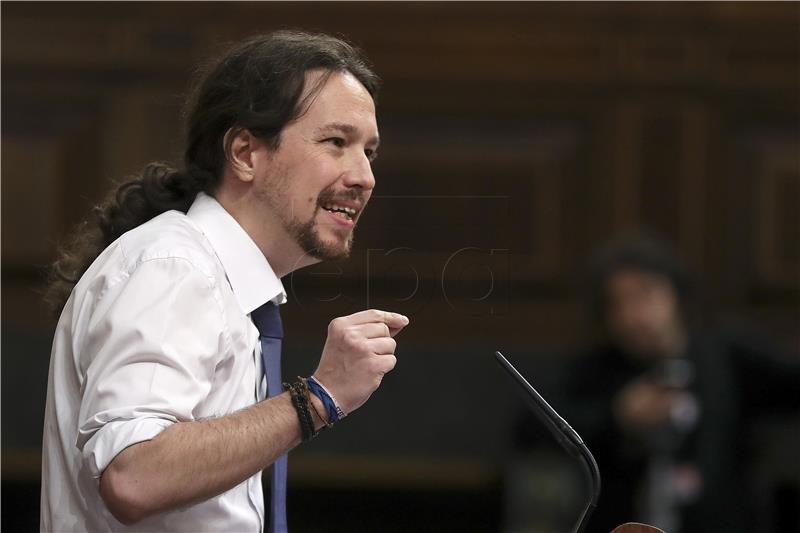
[{"x1": 41, "y1": 192, "x2": 287, "y2": 532}]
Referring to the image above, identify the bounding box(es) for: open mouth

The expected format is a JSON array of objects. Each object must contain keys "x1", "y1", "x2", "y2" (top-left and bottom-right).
[{"x1": 320, "y1": 202, "x2": 358, "y2": 222}]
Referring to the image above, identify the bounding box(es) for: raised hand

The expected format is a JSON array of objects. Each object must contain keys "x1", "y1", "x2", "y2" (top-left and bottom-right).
[{"x1": 313, "y1": 309, "x2": 409, "y2": 414}]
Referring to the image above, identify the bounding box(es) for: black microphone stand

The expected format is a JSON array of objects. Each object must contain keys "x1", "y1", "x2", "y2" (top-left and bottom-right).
[{"x1": 495, "y1": 351, "x2": 601, "y2": 533}]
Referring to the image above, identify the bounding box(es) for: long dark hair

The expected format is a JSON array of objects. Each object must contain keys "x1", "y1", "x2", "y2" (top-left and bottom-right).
[
  {"x1": 585, "y1": 230, "x2": 696, "y2": 335},
  {"x1": 45, "y1": 30, "x2": 380, "y2": 313}
]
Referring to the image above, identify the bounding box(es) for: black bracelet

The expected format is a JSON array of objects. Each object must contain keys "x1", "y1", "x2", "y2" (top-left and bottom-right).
[
  {"x1": 284, "y1": 378, "x2": 317, "y2": 442},
  {"x1": 285, "y1": 380, "x2": 310, "y2": 441}
]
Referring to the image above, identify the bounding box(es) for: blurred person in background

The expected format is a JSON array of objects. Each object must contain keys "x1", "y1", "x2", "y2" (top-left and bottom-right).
[
  {"x1": 567, "y1": 233, "x2": 799, "y2": 532},
  {"x1": 514, "y1": 232, "x2": 800, "y2": 533}
]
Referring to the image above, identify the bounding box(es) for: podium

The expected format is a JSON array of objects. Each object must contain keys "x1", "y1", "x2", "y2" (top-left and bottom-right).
[{"x1": 611, "y1": 524, "x2": 665, "y2": 533}]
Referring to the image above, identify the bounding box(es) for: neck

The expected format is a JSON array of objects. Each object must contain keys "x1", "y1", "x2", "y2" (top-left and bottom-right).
[
  {"x1": 264, "y1": 244, "x2": 322, "y2": 278},
  {"x1": 214, "y1": 187, "x2": 321, "y2": 278}
]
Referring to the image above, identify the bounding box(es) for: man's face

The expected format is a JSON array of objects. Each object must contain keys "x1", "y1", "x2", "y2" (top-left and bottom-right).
[
  {"x1": 605, "y1": 268, "x2": 682, "y2": 358},
  {"x1": 252, "y1": 69, "x2": 379, "y2": 262}
]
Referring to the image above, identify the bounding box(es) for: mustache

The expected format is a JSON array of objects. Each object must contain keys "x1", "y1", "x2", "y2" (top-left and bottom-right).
[{"x1": 316, "y1": 187, "x2": 366, "y2": 206}]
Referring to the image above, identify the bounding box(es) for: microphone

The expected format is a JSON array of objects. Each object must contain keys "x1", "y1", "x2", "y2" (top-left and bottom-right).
[{"x1": 494, "y1": 351, "x2": 601, "y2": 533}]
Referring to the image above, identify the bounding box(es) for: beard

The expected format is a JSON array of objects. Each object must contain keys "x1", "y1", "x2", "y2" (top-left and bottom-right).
[
  {"x1": 256, "y1": 167, "x2": 362, "y2": 262},
  {"x1": 289, "y1": 207, "x2": 355, "y2": 261}
]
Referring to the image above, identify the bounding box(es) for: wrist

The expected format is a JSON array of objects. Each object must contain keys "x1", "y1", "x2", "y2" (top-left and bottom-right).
[
  {"x1": 307, "y1": 375, "x2": 346, "y2": 422},
  {"x1": 307, "y1": 393, "x2": 328, "y2": 431}
]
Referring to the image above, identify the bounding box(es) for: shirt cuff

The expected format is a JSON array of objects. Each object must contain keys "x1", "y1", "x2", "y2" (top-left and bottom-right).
[{"x1": 81, "y1": 416, "x2": 175, "y2": 478}]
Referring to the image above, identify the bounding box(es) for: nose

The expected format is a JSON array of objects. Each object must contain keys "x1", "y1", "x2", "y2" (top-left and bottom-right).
[{"x1": 342, "y1": 152, "x2": 376, "y2": 191}]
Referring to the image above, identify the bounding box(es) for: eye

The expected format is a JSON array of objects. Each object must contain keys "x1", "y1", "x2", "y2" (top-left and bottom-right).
[
  {"x1": 323, "y1": 137, "x2": 346, "y2": 148},
  {"x1": 365, "y1": 148, "x2": 378, "y2": 163}
]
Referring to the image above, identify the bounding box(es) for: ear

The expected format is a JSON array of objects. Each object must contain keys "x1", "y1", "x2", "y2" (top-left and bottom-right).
[{"x1": 223, "y1": 127, "x2": 259, "y2": 183}]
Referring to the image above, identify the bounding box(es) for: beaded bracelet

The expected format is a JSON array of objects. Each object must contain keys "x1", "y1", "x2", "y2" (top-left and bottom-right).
[{"x1": 283, "y1": 378, "x2": 317, "y2": 442}]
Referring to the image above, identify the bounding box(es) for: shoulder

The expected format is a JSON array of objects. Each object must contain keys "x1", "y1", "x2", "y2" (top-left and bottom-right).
[
  {"x1": 73, "y1": 210, "x2": 226, "y2": 304},
  {"x1": 117, "y1": 210, "x2": 220, "y2": 279},
  {"x1": 692, "y1": 319, "x2": 787, "y2": 360}
]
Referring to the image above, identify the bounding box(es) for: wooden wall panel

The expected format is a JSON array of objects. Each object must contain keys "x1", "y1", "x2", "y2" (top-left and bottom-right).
[
  {"x1": 610, "y1": 101, "x2": 710, "y2": 270},
  {"x1": 101, "y1": 88, "x2": 184, "y2": 181},
  {"x1": 2, "y1": 1, "x2": 797, "y2": 341},
  {"x1": 1, "y1": 139, "x2": 62, "y2": 265},
  {"x1": 755, "y1": 139, "x2": 800, "y2": 288}
]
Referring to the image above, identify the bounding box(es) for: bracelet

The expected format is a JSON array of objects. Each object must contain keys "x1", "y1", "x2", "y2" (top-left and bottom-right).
[
  {"x1": 307, "y1": 376, "x2": 346, "y2": 421},
  {"x1": 283, "y1": 378, "x2": 317, "y2": 442},
  {"x1": 307, "y1": 391, "x2": 333, "y2": 430},
  {"x1": 306, "y1": 377, "x2": 341, "y2": 425},
  {"x1": 294, "y1": 376, "x2": 317, "y2": 442}
]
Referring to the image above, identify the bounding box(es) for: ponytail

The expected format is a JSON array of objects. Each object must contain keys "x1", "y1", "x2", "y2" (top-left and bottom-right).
[{"x1": 44, "y1": 162, "x2": 215, "y2": 314}]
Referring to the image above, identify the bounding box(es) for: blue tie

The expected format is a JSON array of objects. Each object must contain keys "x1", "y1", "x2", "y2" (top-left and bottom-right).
[{"x1": 250, "y1": 302, "x2": 287, "y2": 533}]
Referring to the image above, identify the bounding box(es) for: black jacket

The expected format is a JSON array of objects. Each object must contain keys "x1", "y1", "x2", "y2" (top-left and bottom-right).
[{"x1": 519, "y1": 325, "x2": 800, "y2": 533}]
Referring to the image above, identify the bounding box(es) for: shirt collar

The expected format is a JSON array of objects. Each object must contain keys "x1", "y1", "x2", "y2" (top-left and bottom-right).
[{"x1": 187, "y1": 192, "x2": 287, "y2": 314}]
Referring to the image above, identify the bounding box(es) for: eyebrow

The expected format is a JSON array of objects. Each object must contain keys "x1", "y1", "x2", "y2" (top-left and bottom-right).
[{"x1": 315, "y1": 122, "x2": 380, "y2": 148}]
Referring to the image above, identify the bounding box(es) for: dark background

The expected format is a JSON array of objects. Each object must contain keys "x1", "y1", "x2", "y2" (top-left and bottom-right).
[{"x1": 3, "y1": 2, "x2": 799, "y2": 531}]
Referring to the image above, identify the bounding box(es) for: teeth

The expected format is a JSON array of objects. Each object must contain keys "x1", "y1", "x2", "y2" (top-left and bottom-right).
[{"x1": 323, "y1": 204, "x2": 357, "y2": 216}]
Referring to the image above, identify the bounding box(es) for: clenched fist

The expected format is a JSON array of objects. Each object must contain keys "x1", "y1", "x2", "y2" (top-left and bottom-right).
[{"x1": 312, "y1": 309, "x2": 409, "y2": 414}]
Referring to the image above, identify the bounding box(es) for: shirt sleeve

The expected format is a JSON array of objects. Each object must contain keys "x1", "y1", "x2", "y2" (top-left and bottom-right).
[{"x1": 76, "y1": 256, "x2": 230, "y2": 478}]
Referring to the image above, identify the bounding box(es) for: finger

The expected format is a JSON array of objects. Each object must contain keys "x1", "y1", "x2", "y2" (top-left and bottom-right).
[
  {"x1": 366, "y1": 337, "x2": 396, "y2": 355},
  {"x1": 353, "y1": 322, "x2": 391, "y2": 339},
  {"x1": 387, "y1": 321, "x2": 409, "y2": 338},
  {"x1": 346, "y1": 309, "x2": 409, "y2": 330},
  {"x1": 373, "y1": 353, "x2": 397, "y2": 374}
]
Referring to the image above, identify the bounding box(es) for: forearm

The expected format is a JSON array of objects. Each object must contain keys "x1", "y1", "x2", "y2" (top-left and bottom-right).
[
  {"x1": 99, "y1": 308, "x2": 409, "y2": 525},
  {"x1": 100, "y1": 391, "x2": 326, "y2": 524}
]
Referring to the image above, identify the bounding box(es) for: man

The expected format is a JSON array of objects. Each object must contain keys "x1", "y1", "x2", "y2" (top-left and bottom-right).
[
  {"x1": 41, "y1": 31, "x2": 408, "y2": 532},
  {"x1": 549, "y1": 234, "x2": 799, "y2": 532}
]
